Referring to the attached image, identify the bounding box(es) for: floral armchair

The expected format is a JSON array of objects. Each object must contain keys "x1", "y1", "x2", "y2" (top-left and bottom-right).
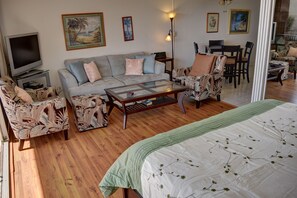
[
  {"x1": 273, "y1": 41, "x2": 297, "y2": 79},
  {"x1": 0, "y1": 76, "x2": 69, "y2": 150},
  {"x1": 172, "y1": 54, "x2": 227, "y2": 108}
]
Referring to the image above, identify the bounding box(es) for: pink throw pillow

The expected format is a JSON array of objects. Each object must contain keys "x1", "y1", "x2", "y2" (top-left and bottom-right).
[
  {"x1": 189, "y1": 54, "x2": 216, "y2": 76},
  {"x1": 84, "y1": 61, "x2": 102, "y2": 83},
  {"x1": 287, "y1": 47, "x2": 297, "y2": 58},
  {"x1": 125, "y1": 58, "x2": 144, "y2": 75},
  {"x1": 14, "y1": 86, "x2": 33, "y2": 103}
]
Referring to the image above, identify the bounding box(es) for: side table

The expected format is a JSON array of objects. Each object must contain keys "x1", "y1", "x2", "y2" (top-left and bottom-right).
[
  {"x1": 268, "y1": 62, "x2": 287, "y2": 86},
  {"x1": 155, "y1": 57, "x2": 174, "y2": 80},
  {"x1": 269, "y1": 60, "x2": 289, "y2": 80}
]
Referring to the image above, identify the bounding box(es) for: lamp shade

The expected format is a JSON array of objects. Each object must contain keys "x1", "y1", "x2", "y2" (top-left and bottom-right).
[
  {"x1": 165, "y1": 34, "x2": 172, "y2": 41},
  {"x1": 168, "y1": 12, "x2": 175, "y2": 19}
]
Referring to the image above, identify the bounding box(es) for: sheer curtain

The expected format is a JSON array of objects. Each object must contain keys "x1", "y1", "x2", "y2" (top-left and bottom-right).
[{"x1": 0, "y1": 28, "x2": 8, "y2": 141}]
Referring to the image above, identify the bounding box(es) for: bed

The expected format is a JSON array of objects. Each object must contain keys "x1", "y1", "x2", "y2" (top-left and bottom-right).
[{"x1": 99, "y1": 99, "x2": 297, "y2": 197}]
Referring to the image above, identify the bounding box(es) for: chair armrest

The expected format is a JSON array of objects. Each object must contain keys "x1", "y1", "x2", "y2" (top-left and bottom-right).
[
  {"x1": 172, "y1": 67, "x2": 192, "y2": 79},
  {"x1": 154, "y1": 61, "x2": 165, "y2": 74},
  {"x1": 27, "y1": 87, "x2": 60, "y2": 101}
]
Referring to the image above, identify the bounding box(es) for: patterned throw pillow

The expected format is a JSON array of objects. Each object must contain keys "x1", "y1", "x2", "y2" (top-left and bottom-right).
[
  {"x1": 125, "y1": 58, "x2": 144, "y2": 75},
  {"x1": 14, "y1": 86, "x2": 33, "y2": 103},
  {"x1": 84, "y1": 61, "x2": 102, "y2": 83}
]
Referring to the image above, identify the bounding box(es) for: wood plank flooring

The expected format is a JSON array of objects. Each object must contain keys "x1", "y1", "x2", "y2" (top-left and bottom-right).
[
  {"x1": 10, "y1": 99, "x2": 235, "y2": 198},
  {"x1": 265, "y1": 77, "x2": 297, "y2": 104}
]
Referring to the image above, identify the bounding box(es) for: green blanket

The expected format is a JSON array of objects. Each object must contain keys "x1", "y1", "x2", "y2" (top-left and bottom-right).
[{"x1": 99, "y1": 99, "x2": 284, "y2": 197}]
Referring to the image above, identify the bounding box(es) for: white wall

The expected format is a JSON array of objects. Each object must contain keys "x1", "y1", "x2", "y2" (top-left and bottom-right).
[
  {"x1": 174, "y1": 0, "x2": 260, "y2": 67},
  {"x1": 0, "y1": 0, "x2": 173, "y2": 86},
  {"x1": 0, "y1": 0, "x2": 260, "y2": 87}
]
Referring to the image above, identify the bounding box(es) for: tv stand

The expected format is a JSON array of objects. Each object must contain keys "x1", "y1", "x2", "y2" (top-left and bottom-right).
[
  {"x1": 20, "y1": 69, "x2": 44, "y2": 78},
  {"x1": 15, "y1": 70, "x2": 51, "y2": 89}
]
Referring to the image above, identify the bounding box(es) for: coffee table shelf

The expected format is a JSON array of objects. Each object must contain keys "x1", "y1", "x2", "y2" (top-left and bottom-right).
[
  {"x1": 120, "y1": 96, "x2": 177, "y2": 114},
  {"x1": 105, "y1": 80, "x2": 187, "y2": 129}
]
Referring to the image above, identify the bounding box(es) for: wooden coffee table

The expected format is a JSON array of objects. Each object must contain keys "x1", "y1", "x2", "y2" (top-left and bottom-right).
[{"x1": 105, "y1": 80, "x2": 187, "y2": 129}]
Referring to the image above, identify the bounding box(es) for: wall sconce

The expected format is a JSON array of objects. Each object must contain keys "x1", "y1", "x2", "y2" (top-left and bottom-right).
[
  {"x1": 219, "y1": 0, "x2": 233, "y2": 5},
  {"x1": 165, "y1": 12, "x2": 175, "y2": 59}
]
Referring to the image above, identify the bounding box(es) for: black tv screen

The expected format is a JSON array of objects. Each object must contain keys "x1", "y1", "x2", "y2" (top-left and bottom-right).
[{"x1": 6, "y1": 32, "x2": 42, "y2": 76}]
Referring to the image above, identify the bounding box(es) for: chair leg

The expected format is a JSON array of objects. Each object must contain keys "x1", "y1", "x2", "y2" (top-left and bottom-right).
[
  {"x1": 196, "y1": 101, "x2": 200, "y2": 108},
  {"x1": 294, "y1": 69, "x2": 296, "y2": 80},
  {"x1": 217, "y1": 95, "x2": 221, "y2": 101},
  {"x1": 64, "y1": 130, "x2": 69, "y2": 140},
  {"x1": 234, "y1": 75, "x2": 237, "y2": 88},
  {"x1": 18, "y1": 139, "x2": 24, "y2": 151}
]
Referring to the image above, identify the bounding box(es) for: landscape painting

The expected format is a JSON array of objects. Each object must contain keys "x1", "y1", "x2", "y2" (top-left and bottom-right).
[
  {"x1": 229, "y1": 9, "x2": 250, "y2": 34},
  {"x1": 62, "y1": 12, "x2": 106, "y2": 50}
]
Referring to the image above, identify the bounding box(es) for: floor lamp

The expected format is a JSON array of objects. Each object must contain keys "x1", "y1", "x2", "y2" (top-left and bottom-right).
[{"x1": 165, "y1": 13, "x2": 175, "y2": 59}]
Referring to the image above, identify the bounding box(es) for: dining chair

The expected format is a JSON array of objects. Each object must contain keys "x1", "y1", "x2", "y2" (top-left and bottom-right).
[
  {"x1": 194, "y1": 42, "x2": 199, "y2": 54},
  {"x1": 241, "y1": 41, "x2": 254, "y2": 83},
  {"x1": 222, "y1": 45, "x2": 241, "y2": 88},
  {"x1": 207, "y1": 40, "x2": 224, "y2": 54}
]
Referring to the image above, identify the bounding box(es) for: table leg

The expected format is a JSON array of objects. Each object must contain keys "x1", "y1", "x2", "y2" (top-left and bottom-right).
[
  {"x1": 123, "y1": 106, "x2": 128, "y2": 129},
  {"x1": 107, "y1": 95, "x2": 114, "y2": 115},
  {"x1": 177, "y1": 91, "x2": 186, "y2": 114},
  {"x1": 277, "y1": 69, "x2": 284, "y2": 86}
]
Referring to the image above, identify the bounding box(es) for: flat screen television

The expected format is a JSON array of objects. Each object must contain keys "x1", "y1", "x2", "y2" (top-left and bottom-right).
[{"x1": 6, "y1": 32, "x2": 42, "y2": 77}]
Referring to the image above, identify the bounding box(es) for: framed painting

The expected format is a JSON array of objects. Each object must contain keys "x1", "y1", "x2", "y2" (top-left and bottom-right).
[
  {"x1": 122, "y1": 16, "x2": 134, "y2": 41},
  {"x1": 229, "y1": 9, "x2": 250, "y2": 34},
  {"x1": 62, "y1": 12, "x2": 106, "y2": 50},
  {"x1": 207, "y1": 13, "x2": 219, "y2": 33}
]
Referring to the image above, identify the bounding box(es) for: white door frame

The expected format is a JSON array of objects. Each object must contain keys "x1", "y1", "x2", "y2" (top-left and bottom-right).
[{"x1": 251, "y1": 0, "x2": 276, "y2": 102}]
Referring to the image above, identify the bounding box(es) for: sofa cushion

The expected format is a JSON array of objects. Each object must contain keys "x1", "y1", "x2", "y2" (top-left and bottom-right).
[
  {"x1": 68, "y1": 61, "x2": 89, "y2": 85},
  {"x1": 125, "y1": 58, "x2": 144, "y2": 75},
  {"x1": 84, "y1": 61, "x2": 102, "y2": 83},
  {"x1": 107, "y1": 52, "x2": 145, "y2": 76},
  {"x1": 93, "y1": 56, "x2": 113, "y2": 77},
  {"x1": 107, "y1": 55, "x2": 126, "y2": 76},
  {"x1": 69, "y1": 77, "x2": 124, "y2": 97},
  {"x1": 65, "y1": 57, "x2": 112, "y2": 77},
  {"x1": 114, "y1": 73, "x2": 169, "y2": 85},
  {"x1": 135, "y1": 54, "x2": 156, "y2": 74}
]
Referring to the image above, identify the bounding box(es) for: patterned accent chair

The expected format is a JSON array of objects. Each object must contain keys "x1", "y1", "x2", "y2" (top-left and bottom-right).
[
  {"x1": 172, "y1": 54, "x2": 227, "y2": 108},
  {"x1": 71, "y1": 95, "x2": 108, "y2": 132},
  {"x1": 274, "y1": 41, "x2": 297, "y2": 79},
  {"x1": 0, "y1": 76, "x2": 69, "y2": 150}
]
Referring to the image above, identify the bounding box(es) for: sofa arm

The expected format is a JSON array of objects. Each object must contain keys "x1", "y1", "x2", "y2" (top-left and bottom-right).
[
  {"x1": 58, "y1": 69, "x2": 78, "y2": 102},
  {"x1": 154, "y1": 61, "x2": 166, "y2": 74}
]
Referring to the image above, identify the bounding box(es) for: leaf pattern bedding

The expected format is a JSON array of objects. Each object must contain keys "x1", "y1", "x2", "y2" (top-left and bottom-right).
[
  {"x1": 99, "y1": 100, "x2": 297, "y2": 197},
  {"x1": 141, "y1": 102, "x2": 297, "y2": 198}
]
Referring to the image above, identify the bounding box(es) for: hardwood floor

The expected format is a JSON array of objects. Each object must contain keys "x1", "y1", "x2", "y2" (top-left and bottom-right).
[
  {"x1": 265, "y1": 77, "x2": 297, "y2": 104},
  {"x1": 9, "y1": 99, "x2": 235, "y2": 198}
]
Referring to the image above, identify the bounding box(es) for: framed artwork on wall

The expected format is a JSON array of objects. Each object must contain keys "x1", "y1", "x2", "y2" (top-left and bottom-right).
[
  {"x1": 62, "y1": 12, "x2": 106, "y2": 50},
  {"x1": 122, "y1": 16, "x2": 134, "y2": 41},
  {"x1": 229, "y1": 9, "x2": 250, "y2": 34},
  {"x1": 206, "y1": 13, "x2": 219, "y2": 33}
]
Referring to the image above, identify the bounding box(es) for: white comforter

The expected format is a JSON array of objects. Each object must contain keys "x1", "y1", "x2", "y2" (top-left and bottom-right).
[{"x1": 141, "y1": 103, "x2": 297, "y2": 198}]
